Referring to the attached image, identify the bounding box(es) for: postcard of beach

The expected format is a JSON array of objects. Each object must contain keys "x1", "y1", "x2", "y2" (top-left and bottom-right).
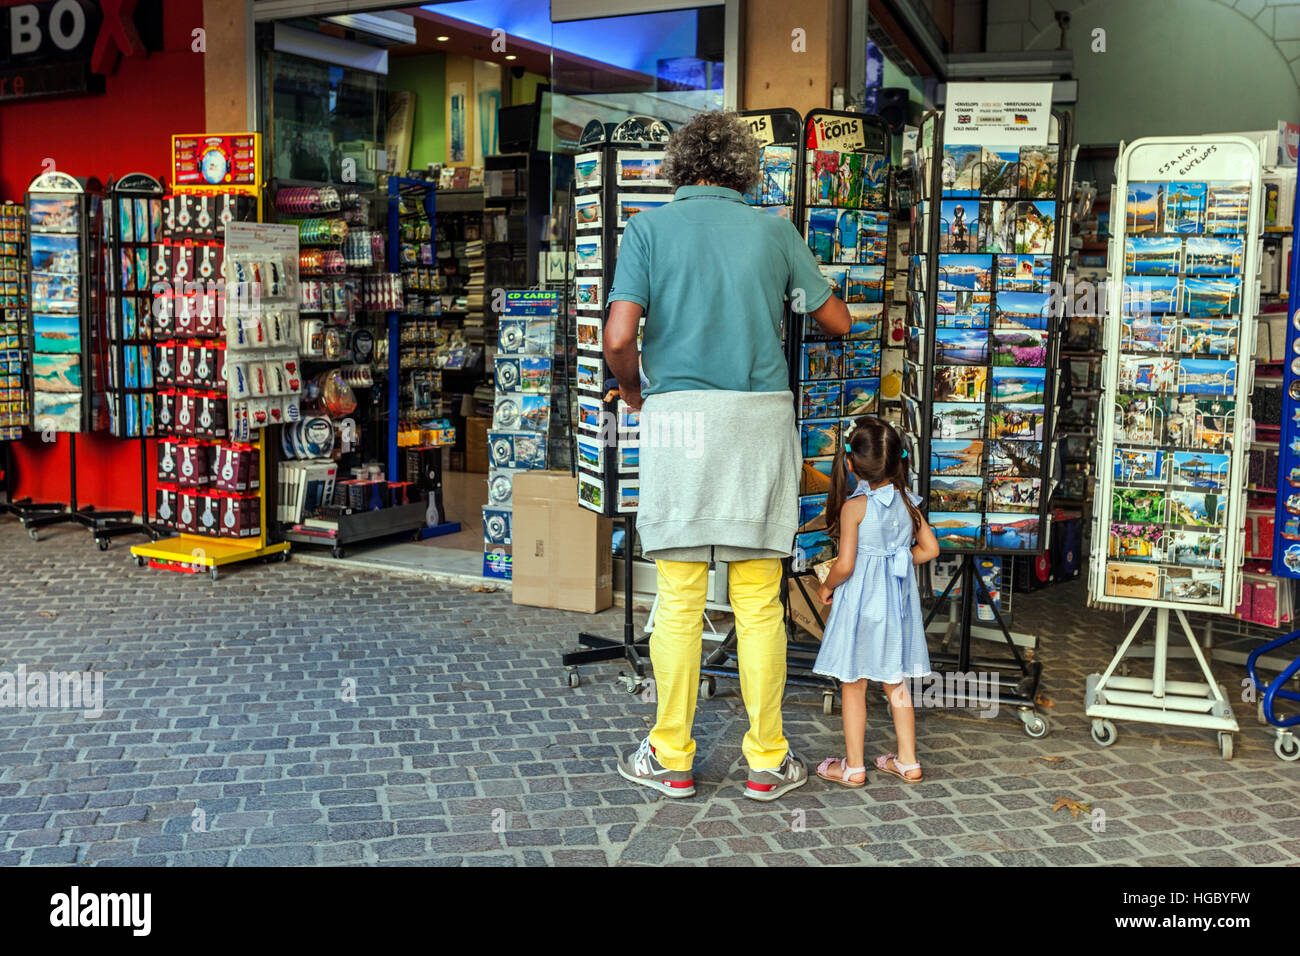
[
  {"x1": 1179, "y1": 318, "x2": 1239, "y2": 356},
  {"x1": 977, "y1": 201, "x2": 1012, "y2": 253},
  {"x1": 31, "y1": 313, "x2": 82, "y2": 354},
  {"x1": 845, "y1": 265, "x2": 885, "y2": 303},
  {"x1": 574, "y1": 152, "x2": 601, "y2": 189},
  {"x1": 989, "y1": 403, "x2": 1044, "y2": 440},
  {"x1": 844, "y1": 340, "x2": 882, "y2": 377},
  {"x1": 934, "y1": 327, "x2": 989, "y2": 366},
  {"x1": 1106, "y1": 561, "x2": 1159, "y2": 600},
  {"x1": 988, "y1": 476, "x2": 1040, "y2": 512},
  {"x1": 937, "y1": 254, "x2": 993, "y2": 291},
  {"x1": 932, "y1": 512, "x2": 983, "y2": 550},
  {"x1": 994, "y1": 291, "x2": 1052, "y2": 330},
  {"x1": 32, "y1": 352, "x2": 81, "y2": 393},
  {"x1": 942, "y1": 145, "x2": 984, "y2": 197},
  {"x1": 987, "y1": 439, "x2": 1041, "y2": 477},
  {"x1": 1126, "y1": 182, "x2": 1164, "y2": 234},
  {"x1": 618, "y1": 194, "x2": 669, "y2": 227},
  {"x1": 1183, "y1": 236, "x2": 1244, "y2": 276},
  {"x1": 1183, "y1": 276, "x2": 1241, "y2": 317},
  {"x1": 574, "y1": 193, "x2": 601, "y2": 230},
  {"x1": 801, "y1": 457, "x2": 835, "y2": 495},
  {"x1": 1171, "y1": 450, "x2": 1230, "y2": 489},
  {"x1": 1204, "y1": 182, "x2": 1250, "y2": 234},
  {"x1": 1019, "y1": 145, "x2": 1058, "y2": 199},
  {"x1": 991, "y1": 329, "x2": 1045, "y2": 367},
  {"x1": 1177, "y1": 358, "x2": 1236, "y2": 395},
  {"x1": 932, "y1": 402, "x2": 985, "y2": 439},
  {"x1": 575, "y1": 356, "x2": 604, "y2": 395},
  {"x1": 802, "y1": 341, "x2": 843, "y2": 380},
  {"x1": 929, "y1": 477, "x2": 982, "y2": 513},
  {"x1": 1113, "y1": 487, "x2": 1166, "y2": 524},
  {"x1": 1165, "y1": 182, "x2": 1207, "y2": 234},
  {"x1": 979, "y1": 149, "x2": 1020, "y2": 198},
  {"x1": 940, "y1": 199, "x2": 978, "y2": 253},
  {"x1": 1125, "y1": 236, "x2": 1181, "y2": 276},
  {"x1": 618, "y1": 445, "x2": 640, "y2": 474},
  {"x1": 847, "y1": 302, "x2": 886, "y2": 339},
  {"x1": 795, "y1": 529, "x2": 836, "y2": 567},
  {"x1": 575, "y1": 235, "x2": 602, "y2": 270},
  {"x1": 801, "y1": 419, "x2": 841, "y2": 458},
  {"x1": 934, "y1": 364, "x2": 988, "y2": 403},
  {"x1": 820, "y1": 265, "x2": 849, "y2": 298},
  {"x1": 843, "y1": 378, "x2": 880, "y2": 416},
  {"x1": 1122, "y1": 275, "x2": 1179, "y2": 314},
  {"x1": 1168, "y1": 490, "x2": 1224, "y2": 527},
  {"x1": 576, "y1": 435, "x2": 604, "y2": 473},
  {"x1": 1015, "y1": 201, "x2": 1056, "y2": 254},
  {"x1": 1113, "y1": 446, "x2": 1164, "y2": 483},
  {"x1": 991, "y1": 366, "x2": 1046, "y2": 403},
  {"x1": 797, "y1": 493, "x2": 829, "y2": 533},
  {"x1": 985, "y1": 512, "x2": 1040, "y2": 551},
  {"x1": 617, "y1": 151, "x2": 667, "y2": 187},
  {"x1": 930, "y1": 439, "x2": 984, "y2": 477},
  {"x1": 800, "y1": 381, "x2": 842, "y2": 420}
]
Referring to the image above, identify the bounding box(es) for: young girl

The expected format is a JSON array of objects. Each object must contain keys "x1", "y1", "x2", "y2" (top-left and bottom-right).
[{"x1": 812, "y1": 417, "x2": 940, "y2": 786}]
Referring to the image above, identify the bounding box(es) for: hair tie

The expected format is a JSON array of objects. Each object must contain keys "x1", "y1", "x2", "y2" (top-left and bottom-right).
[
  {"x1": 900, "y1": 447, "x2": 909, "y2": 459},
  {"x1": 844, "y1": 440, "x2": 852, "y2": 454}
]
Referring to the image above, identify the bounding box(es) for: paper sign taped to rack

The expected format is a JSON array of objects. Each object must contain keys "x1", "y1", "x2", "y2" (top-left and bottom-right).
[{"x1": 943, "y1": 83, "x2": 1052, "y2": 146}]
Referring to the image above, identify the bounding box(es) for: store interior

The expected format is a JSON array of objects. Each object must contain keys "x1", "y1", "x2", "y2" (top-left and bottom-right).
[{"x1": 3, "y1": 0, "x2": 1300, "y2": 753}]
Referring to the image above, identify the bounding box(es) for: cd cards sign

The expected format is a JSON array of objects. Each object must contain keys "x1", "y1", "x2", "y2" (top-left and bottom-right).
[{"x1": 943, "y1": 83, "x2": 1053, "y2": 146}]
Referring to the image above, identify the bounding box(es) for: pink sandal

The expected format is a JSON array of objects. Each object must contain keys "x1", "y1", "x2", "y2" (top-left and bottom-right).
[
  {"x1": 874, "y1": 753, "x2": 923, "y2": 783},
  {"x1": 816, "y1": 756, "x2": 866, "y2": 788}
]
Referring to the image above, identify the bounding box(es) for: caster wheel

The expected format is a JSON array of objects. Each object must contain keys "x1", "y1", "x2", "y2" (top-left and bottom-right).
[
  {"x1": 96, "y1": 537, "x2": 109, "y2": 551},
  {"x1": 1090, "y1": 719, "x2": 1117, "y2": 747},
  {"x1": 823, "y1": 693, "x2": 835, "y2": 716},
  {"x1": 332, "y1": 547, "x2": 345, "y2": 559},
  {"x1": 278, "y1": 551, "x2": 290, "y2": 563},
  {"x1": 566, "y1": 670, "x2": 580, "y2": 689},
  {"x1": 209, "y1": 567, "x2": 220, "y2": 582},
  {"x1": 133, "y1": 555, "x2": 145, "y2": 568},
  {"x1": 1275, "y1": 734, "x2": 1300, "y2": 762},
  {"x1": 699, "y1": 677, "x2": 716, "y2": 700},
  {"x1": 28, "y1": 529, "x2": 39, "y2": 541},
  {"x1": 1022, "y1": 713, "x2": 1049, "y2": 738},
  {"x1": 1218, "y1": 732, "x2": 1233, "y2": 760}
]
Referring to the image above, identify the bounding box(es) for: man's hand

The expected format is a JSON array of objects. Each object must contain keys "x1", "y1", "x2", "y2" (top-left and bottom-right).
[
  {"x1": 620, "y1": 383, "x2": 644, "y2": 411},
  {"x1": 817, "y1": 583, "x2": 834, "y2": 605}
]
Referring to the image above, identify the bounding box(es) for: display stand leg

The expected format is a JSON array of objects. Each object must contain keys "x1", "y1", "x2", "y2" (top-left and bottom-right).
[
  {"x1": 93, "y1": 434, "x2": 164, "y2": 548},
  {"x1": 1085, "y1": 606, "x2": 1240, "y2": 758},
  {"x1": 922, "y1": 553, "x2": 1047, "y2": 737},
  {"x1": 562, "y1": 515, "x2": 652, "y2": 691}
]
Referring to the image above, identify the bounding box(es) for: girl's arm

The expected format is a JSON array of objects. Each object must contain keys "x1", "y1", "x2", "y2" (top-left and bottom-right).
[
  {"x1": 819, "y1": 498, "x2": 864, "y2": 601},
  {"x1": 912, "y1": 514, "x2": 941, "y2": 564}
]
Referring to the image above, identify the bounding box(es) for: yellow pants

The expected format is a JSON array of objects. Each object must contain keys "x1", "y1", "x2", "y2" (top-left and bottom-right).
[{"x1": 648, "y1": 558, "x2": 788, "y2": 772}]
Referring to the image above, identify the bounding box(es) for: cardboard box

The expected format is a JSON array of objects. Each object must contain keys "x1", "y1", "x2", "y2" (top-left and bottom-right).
[
  {"x1": 465, "y1": 416, "x2": 491, "y2": 473},
  {"x1": 787, "y1": 573, "x2": 830, "y2": 640},
  {"x1": 511, "y1": 470, "x2": 612, "y2": 613}
]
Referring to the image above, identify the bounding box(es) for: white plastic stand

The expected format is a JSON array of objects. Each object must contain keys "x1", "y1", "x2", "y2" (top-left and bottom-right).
[{"x1": 1085, "y1": 606, "x2": 1240, "y2": 759}]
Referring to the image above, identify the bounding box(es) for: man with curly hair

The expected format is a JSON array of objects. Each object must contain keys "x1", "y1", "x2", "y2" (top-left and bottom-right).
[{"x1": 606, "y1": 111, "x2": 850, "y2": 801}]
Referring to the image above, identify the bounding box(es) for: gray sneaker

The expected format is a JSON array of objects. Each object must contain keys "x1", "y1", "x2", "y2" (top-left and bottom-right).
[
  {"x1": 617, "y1": 737, "x2": 696, "y2": 798},
  {"x1": 745, "y1": 751, "x2": 808, "y2": 801}
]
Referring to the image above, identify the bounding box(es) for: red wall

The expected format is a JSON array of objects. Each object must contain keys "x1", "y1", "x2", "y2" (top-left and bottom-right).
[{"x1": 1, "y1": 0, "x2": 207, "y2": 511}]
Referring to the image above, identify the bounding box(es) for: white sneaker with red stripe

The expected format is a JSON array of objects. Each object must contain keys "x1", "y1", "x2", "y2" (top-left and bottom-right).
[
  {"x1": 744, "y1": 751, "x2": 808, "y2": 801},
  {"x1": 617, "y1": 737, "x2": 696, "y2": 798}
]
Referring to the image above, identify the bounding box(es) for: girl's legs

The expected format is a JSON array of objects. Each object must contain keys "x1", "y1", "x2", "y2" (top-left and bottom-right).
[
  {"x1": 881, "y1": 681, "x2": 922, "y2": 780},
  {"x1": 827, "y1": 679, "x2": 867, "y2": 783}
]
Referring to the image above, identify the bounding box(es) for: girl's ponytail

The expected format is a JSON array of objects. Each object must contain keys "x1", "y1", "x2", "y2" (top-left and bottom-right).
[
  {"x1": 892, "y1": 441, "x2": 923, "y2": 536},
  {"x1": 825, "y1": 441, "x2": 851, "y2": 540}
]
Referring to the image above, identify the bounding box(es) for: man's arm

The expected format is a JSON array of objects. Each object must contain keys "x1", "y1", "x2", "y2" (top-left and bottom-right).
[
  {"x1": 605, "y1": 301, "x2": 645, "y2": 410},
  {"x1": 808, "y1": 294, "x2": 851, "y2": 337}
]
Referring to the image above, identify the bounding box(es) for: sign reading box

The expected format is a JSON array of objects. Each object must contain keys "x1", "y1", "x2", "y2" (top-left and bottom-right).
[{"x1": 511, "y1": 470, "x2": 613, "y2": 614}]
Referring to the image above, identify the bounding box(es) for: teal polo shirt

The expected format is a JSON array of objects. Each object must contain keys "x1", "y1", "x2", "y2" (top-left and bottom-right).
[{"x1": 607, "y1": 185, "x2": 832, "y2": 396}]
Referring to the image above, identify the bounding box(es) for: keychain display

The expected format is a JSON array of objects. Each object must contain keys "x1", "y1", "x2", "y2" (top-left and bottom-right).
[{"x1": 0, "y1": 203, "x2": 31, "y2": 439}]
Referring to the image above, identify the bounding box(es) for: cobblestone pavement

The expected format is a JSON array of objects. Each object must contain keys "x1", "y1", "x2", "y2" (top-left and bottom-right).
[{"x1": 0, "y1": 521, "x2": 1296, "y2": 867}]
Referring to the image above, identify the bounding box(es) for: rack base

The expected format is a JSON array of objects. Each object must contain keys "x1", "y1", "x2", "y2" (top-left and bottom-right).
[{"x1": 130, "y1": 536, "x2": 290, "y2": 580}]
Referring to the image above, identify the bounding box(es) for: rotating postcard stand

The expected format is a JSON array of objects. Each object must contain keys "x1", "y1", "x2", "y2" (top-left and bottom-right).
[
  {"x1": 23, "y1": 172, "x2": 135, "y2": 541},
  {"x1": 563, "y1": 116, "x2": 671, "y2": 690},
  {"x1": 94, "y1": 174, "x2": 167, "y2": 549},
  {"x1": 1085, "y1": 135, "x2": 1262, "y2": 759},
  {"x1": 902, "y1": 97, "x2": 1072, "y2": 737}
]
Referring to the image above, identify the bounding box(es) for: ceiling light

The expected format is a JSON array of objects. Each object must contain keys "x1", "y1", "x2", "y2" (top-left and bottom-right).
[
  {"x1": 504, "y1": 54, "x2": 516, "y2": 60},
  {"x1": 435, "y1": 35, "x2": 450, "y2": 41}
]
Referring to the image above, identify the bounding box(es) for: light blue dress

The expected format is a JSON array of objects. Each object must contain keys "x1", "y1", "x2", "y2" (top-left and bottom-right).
[{"x1": 812, "y1": 481, "x2": 932, "y2": 684}]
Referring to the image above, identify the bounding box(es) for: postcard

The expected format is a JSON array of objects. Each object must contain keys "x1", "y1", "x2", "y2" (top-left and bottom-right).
[
  {"x1": 618, "y1": 445, "x2": 639, "y2": 474},
  {"x1": 937, "y1": 254, "x2": 993, "y2": 292},
  {"x1": 801, "y1": 418, "x2": 840, "y2": 458},
  {"x1": 991, "y1": 366, "x2": 1047, "y2": 403},
  {"x1": 617, "y1": 480, "x2": 640, "y2": 512},
  {"x1": 800, "y1": 381, "x2": 842, "y2": 420},
  {"x1": 574, "y1": 193, "x2": 601, "y2": 230},
  {"x1": 29, "y1": 197, "x2": 80, "y2": 233},
  {"x1": 995, "y1": 254, "x2": 1052, "y2": 292},
  {"x1": 1106, "y1": 561, "x2": 1160, "y2": 600},
  {"x1": 577, "y1": 394, "x2": 604, "y2": 434},
  {"x1": 1204, "y1": 182, "x2": 1250, "y2": 234},
  {"x1": 806, "y1": 208, "x2": 839, "y2": 262},
  {"x1": 1171, "y1": 450, "x2": 1230, "y2": 489},
  {"x1": 1126, "y1": 182, "x2": 1164, "y2": 234},
  {"x1": 820, "y1": 265, "x2": 849, "y2": 299},
  {"x1": 1123, "y1": 275, "x2": 1179, "y2": 313},
  {"x1": 934, "y1": 327, "x2": 989, "y2": 366},
  {"x1": 576, "y1": 314, "x2": 602, "y2": 353},
  {"x1": 761, "y1": 145, "x2": 796, "y2": 206},
  {"x1": 846, "y1": 303, "x2": 884, "y2": 341},
  {"x1": 801, "y1": 341, "x2": 843, "y2": 380},
  {"x1": 32, "y1": 312, "x2": 81, "y2": 353},
  {"x1": 842, "y1": 377, "x2": 880, "y2": 416},
  {"x1": 798, "y1": 494, "x2": 828, "y2": 533},
  {"x1": 987, "y1": 439, "x2": 1042, "y2": 477},
  {"x1": 994, "y1": 291, "x2": 1052, "y2": 330},
  {"x1": 617, "y1": 151, "x2": 667, "y2": 187},
  {"x1": 981, "y1": 149, "x2": 1020, "y2": 198},
  {"x1": 1165, "y1": 182, "x2": 1207, "y2": 234},
  {"x1": 991, "y1": 328, "x2": 1045, "y2": 367},
  {"x1": 796, "y1": 529, "x2": 836, "y2": 567},
  {"x1": 801, "y1": 456, "x2": 835, "y2": 495},
  {"x1": 575, "y1": 235, "x2": 602, "y2": 270},
  {"x1": 576, "y1": 435, "x2": 605, "y2": 473},
  {"x1": 31, "y1": 273, "x2": 79, "y2": 313},
  {"x1": 942, "y1": 145, "x2": 984, "y2": 197},
  {"x1": 929, "y1": 477, "x2": 982, "y2": 513},
  {"x1": 1113, "y1": 487, "x2": 1166, "y2": 523},
  {"x1": 845, "y1": 265, "x2": 884, "y2": 304},
  {"x1": 617, "y1": 193, "x2": 668, "y2": 227},
  {"x1": 1119, "y1": 355, "x2": 1176, "y2": 393},
  {"x1": 574, "y1": 152, "x2": 602, "y2": 189},
  {"x1": 931, "y1": 511, "x2": 982, "y2": 550},
  {"x1": 1183, "y1": 236, "x2": 1243, "y2": 276},
  {"x1": 1168, "y1": 529, "x2": 1225, "y2": 568},
  {"x1": 1179, "y1": 318, "x2": 1239, "y2": 356},
  {"x1": 859, "y1": 153, "x2": 889, "y2": 208},
  {"x1": 988, "y1": 476, "x2": 1040, "y2": 512},
  {"x1": 940, "y1": 199, "x2": 979, "y2": 253},
  {"x1": 932, "y1": 402, "x2": 985, "y2": 439},
  {"x1": 934, "y1": 364, "x2": 987, "y2": 403},
  {"x1": 1189, "y1": 397, "x2": 1233, "y2": 451},
  {"x1": 575, "y1": 276, "x2": 603, "y2": 311},
  {"x1": 1183, "y1": 276, "x2": 1241, "y2": 317},
  {"x1": 806, "y1": 150, "x2": 844, "y2": 206},
  {"x1": 1113, "y1": 446, "x2": 1164, "y2": 483},
  {"x1": 1121, "y1": 314, "x2": 1176, "y2": 353},
  {"x1": 575, "y1": 355, "x2": 604, "y2": 394},
  {"x1": 985, "y1": 512, "x2": 1040, "y2": 550},
  {"x1": 930, "y1": 439, "x2": 984, "y2": 477},
  {"x1": 578, "y1": 473, "x2": 605, "y2": 514},
  {"x1": 1168, "y1": 490, "x2": 1225, "y2": 527},
  {"x1": 1019, "y1": 145, "x2": 1058, "y2": 199},
  {"x1": 989, "y1": 403, "x2": 1044, "y2": 440},
  {"x1": 1177, "y1": 358, "x2": 1235, "y2": 395},
  {"x1": 31, "y1": 352, "x2": 81, "y2": 392},
  {"x1": 29, "y1": 233, "x2": 79, "y2": 274},
  {"x1": 1012, "y1": 201, "x2": 1055, "y2": 254},
  {"x1": 844, "y1": 341, "x2": 881, "y2": 378},
  {"x1": 32, "y1": 391, "x2": 81, "y2": 432},
  {"x1": 1163, "y1": 565, "x2": 1224, "y2": 604},
  {"x1": 1125, "y1": 236, "x2": 1181, "y2": 276},
  {"x1": 1108, "y1": 524, "x2": 1164, "y2": 562},
  {"x1": 977, "y1": 201, "x2": 1013, "y2": 253}
]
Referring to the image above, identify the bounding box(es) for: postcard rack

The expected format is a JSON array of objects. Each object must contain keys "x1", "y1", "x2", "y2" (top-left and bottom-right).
[
  {"x1": 1085, "y1": 134, "x2": 1266, "y2": 758},
  {"x1": 898, "y1": 101, "x2": 1074, "y2": 736}
]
